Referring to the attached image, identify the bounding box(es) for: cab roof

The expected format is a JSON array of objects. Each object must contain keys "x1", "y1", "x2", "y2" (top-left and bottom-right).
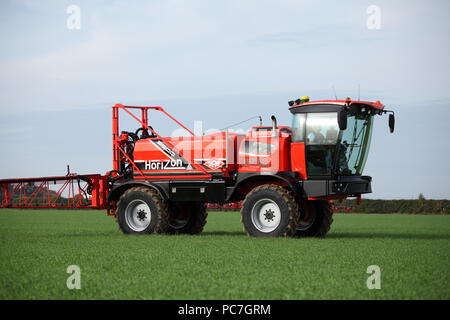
[{"x1": 289, "y1": 99, "x2": 385, "y2": 111}]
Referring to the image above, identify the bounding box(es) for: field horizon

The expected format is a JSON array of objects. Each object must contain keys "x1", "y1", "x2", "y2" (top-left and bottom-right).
[{"x1": 0, "y1": 210, "x2": 449, "y2": 300}]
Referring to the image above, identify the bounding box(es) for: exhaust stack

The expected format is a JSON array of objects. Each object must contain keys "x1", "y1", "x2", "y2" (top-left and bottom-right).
[{"x1": 271, "y1": 115, "x2": 278, "y2": 138}]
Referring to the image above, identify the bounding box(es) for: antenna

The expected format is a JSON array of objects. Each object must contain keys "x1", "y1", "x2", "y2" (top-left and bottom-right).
[
  {"x1": 220, "y1": 115, "x2": 263, "y2": 131},
  {"x1": 358, "y1": 84, "x2": 361, "y2": 101},
  {"x1": 332, "y1": 86, "x2": 338, "y2": 100}
]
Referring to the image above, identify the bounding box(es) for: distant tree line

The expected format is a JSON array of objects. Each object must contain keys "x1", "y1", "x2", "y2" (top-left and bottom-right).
[{"x1": 335, "y1": 195, "x2": 450, "y2": 214}]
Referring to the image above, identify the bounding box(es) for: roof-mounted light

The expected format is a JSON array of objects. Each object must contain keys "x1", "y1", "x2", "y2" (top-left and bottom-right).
[
  {"x1": 300, "y1": 95, "x2": 309, "y2": 103},
  {"x1": 288, "y1": 95, "x2": 310, "y2": 107}
]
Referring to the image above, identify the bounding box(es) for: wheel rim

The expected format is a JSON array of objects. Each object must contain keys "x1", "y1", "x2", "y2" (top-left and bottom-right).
[
  {"x1": 251, "y1": 199, "x2": 281, "y2": 233},
  {"x1": 169, "y1": 206, "x2": 190, "y2": 230},
  {"x1": 125, "y1": 199, "x2": 151, "y2": 232}
]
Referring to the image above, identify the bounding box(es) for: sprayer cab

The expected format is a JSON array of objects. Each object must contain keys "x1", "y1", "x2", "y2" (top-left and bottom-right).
[
  {"x1": 236, "y1": 97, "x2": 395, "y2": 197},
  {"x1": 285, "y1": 97, "x2": 394, "y2": 198}
]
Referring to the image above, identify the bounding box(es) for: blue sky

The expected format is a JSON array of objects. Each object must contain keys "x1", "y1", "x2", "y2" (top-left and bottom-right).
[{"x1": 0, "y1": 0, "x2": 449, "y2": 199}]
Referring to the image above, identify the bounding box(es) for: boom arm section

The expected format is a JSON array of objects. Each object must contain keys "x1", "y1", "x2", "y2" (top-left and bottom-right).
[{"x1": 0, "y1": 174, "x2": 108, "y2": 210}]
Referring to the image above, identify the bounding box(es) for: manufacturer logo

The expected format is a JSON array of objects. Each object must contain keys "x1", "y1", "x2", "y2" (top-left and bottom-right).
[
  {"x1": 145, "y1": 159, "x2": 183, "y2": 170},
  {"x1": 155, "y1": 140, "x2": 177, "y2": 158},
  {"x1": 204, "y1": 159, "x2": 225, "y2": 170}
]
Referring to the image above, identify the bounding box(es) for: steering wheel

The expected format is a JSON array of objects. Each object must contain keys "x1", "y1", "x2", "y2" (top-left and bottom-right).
[{"x1": 135, "y1": 127, "x2": 154, "y2": 139}]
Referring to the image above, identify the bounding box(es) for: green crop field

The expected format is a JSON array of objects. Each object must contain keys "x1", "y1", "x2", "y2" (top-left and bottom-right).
[{"x1": 0, "y1": 209, "x2": 449, "y2": 300}]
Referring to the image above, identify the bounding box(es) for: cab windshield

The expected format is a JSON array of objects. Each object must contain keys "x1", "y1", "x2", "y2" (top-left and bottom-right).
[{"x1": 291, "y1": 110, "x2": 374, "y2": 177}]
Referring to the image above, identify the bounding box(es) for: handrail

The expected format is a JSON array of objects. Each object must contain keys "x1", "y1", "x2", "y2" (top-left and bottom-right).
[{"x1": 113, "y1": 104, "x2": 212, "y2": 179}]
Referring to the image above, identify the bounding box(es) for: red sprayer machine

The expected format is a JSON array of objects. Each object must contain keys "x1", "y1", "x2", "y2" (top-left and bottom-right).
[{"x1": 0, "y1": 97, "x2": 395, "y2": 237}]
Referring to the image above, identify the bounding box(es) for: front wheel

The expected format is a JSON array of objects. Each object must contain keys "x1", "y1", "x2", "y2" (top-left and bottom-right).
[
  {"x1": 241, "y1": 184, "x2": 299, "y2": 237},
  {"x1": 116, "y1": 187, "x2": 169, "y2": 234}
]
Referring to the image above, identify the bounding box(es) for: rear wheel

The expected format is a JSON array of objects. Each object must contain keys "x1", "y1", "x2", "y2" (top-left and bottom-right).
[
  {"x1": 295, "y1": 200, "x2": 333, "y2": 237},
  {"x1": 241, "y1": 184, "x2": 299, "y2": 237},
  {"x1": 116, "y1": 187, "x2": 169, "y2": 234},
  {"x1": 167, "y1": 202, "x2": 208, "y2": 235}
]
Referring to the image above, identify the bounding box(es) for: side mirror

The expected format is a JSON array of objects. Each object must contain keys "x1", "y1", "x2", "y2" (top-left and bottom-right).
[
  {"x1": 389, "y1": 114, "x2": 395, "y2": 133},
  {"x1": 338, "y1": 109, "x2": 348, "y2": 130}
]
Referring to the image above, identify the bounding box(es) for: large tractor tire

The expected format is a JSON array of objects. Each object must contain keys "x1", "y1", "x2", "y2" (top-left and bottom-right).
[
  {"x1": 241, "y1": 184, "x2": 299, "y2": 237},
  {"x1": 116, "y1": 186, "x2": 169, "y2": 234},
  {"x1": 294, "y1": 200, "x2": 333, "y2": 237},
  {"x1": 166, "y1": 202, "x2": 208, "y2": 235}
]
